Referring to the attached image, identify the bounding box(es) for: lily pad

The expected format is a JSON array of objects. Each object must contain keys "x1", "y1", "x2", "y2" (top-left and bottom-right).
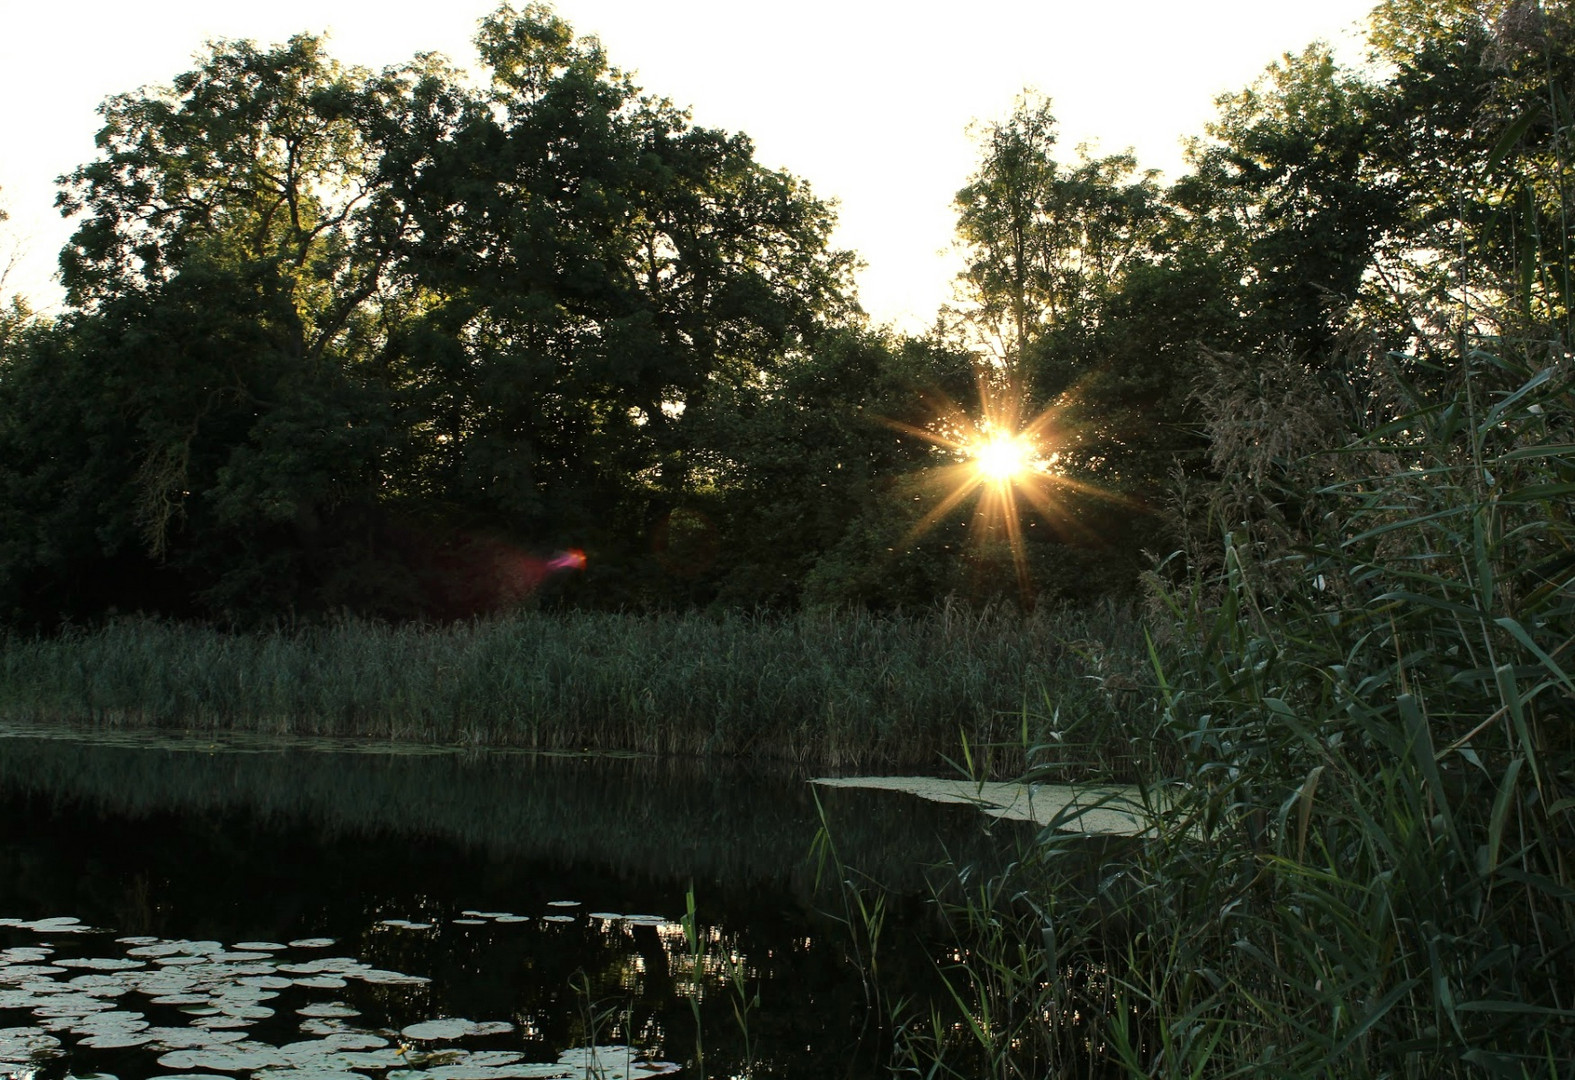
[
  {"x1": 0, "y1": 1025, "x2": 63, "y2": 1062},
  {"x1": 286, "y1": 938, "x2": 336, "y2": 949},
  {"x1": 400, "y1": 1019, "x2": 513, "y2": 1041}
]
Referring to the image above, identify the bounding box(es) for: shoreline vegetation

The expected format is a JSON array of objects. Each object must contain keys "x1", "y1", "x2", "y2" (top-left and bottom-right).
[{"x1": 0, "y1": 603, "x2": 1153, "y2": 776}]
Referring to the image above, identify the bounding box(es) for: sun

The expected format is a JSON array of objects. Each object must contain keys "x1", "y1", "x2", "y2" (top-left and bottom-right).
[
  {"x1": 881, "y1": 367, "x2": 1116, "y2": 598},
  {"x1": 971, "y1": 432, "x2": 1036, "y2": 485}
]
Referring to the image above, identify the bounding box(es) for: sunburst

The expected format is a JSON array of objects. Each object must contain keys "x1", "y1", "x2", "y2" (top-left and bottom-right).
[{"x1": 884, "y1": 368, "x2": 1114, "y2": 597}]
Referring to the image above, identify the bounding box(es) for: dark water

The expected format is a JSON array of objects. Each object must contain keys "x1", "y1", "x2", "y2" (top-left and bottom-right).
[{"x1": 0, "y1": 730, "x2": 1025, "y2": 1080}]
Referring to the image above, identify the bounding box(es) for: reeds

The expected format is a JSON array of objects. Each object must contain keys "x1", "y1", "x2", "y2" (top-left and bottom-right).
[
  {"x1": 0, "y1": 602, "x2": 1155, "y2": 774},
  {"x1": 890, "y1": 347, "x2": 1575, "y2": 1078}
]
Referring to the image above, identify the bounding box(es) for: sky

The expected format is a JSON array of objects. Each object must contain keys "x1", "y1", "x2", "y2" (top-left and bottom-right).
[{"x1": 0, "y1": 0, "x2": 1381, "y2": 331}]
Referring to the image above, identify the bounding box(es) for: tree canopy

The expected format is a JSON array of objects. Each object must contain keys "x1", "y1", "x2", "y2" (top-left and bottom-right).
[{"x1": 2, "y1": 0, "x2": 1569, "y2": 625}]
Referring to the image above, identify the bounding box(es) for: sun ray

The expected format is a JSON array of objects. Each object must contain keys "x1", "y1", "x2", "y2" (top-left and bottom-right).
[{"x1": 883, "y1": 366, "x2": 1130, "y2": 599}]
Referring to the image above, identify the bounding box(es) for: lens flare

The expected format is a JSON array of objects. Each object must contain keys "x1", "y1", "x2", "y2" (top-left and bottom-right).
[
  {"x1": 971, "y1": 433, "x2": 1035, "y2": 484},
  {"x1": 547, "y1": 549, "x2": 587, "y2": 572},
  {"x1": 882, "y1": 368, "x2": 1124, "y2": 599}
]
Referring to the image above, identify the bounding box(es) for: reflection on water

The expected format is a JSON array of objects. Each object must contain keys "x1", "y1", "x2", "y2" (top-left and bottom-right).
[{"x1": 0, "y1": 729, "x2": 1025, "y2": 1079}]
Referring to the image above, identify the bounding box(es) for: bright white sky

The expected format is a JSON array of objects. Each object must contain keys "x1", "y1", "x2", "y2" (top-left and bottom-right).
[{"x1": 0, "y1": 0, "x2": 1379, "y2": 331}]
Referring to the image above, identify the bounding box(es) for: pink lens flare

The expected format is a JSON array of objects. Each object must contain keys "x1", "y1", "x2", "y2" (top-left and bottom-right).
[{"x1": 546, "y1": 549, "x2": 587, "y2": 572}]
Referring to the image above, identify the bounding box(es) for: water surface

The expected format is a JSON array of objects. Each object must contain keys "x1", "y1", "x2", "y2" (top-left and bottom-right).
[{"x1": 0, "y1": 729, "x2": 1023, "y2": 1079}]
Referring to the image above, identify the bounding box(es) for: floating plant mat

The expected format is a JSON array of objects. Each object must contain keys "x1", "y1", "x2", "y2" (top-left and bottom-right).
[
  {"x1": 0, "y1": 917, "x2": 679, "y2": 1080},
  {"x1": 811, "y1": 777, "x2": 1150, "y2": 834}
]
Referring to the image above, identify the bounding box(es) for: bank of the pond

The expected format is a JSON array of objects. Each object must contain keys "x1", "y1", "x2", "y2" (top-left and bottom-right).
[{"x1": 0, "y1": 605, "x2": 1159, "y2": 775}]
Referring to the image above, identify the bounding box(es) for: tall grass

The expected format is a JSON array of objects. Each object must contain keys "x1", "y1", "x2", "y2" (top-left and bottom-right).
[
  {"x1": 885, "y1": 349, "x2": 1574, "y2": 1077},
  {"x1": 0, "y1": 602, "x2": 1154, "y2": 774}
]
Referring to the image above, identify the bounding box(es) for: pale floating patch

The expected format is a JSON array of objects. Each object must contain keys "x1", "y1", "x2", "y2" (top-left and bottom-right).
[
  {"x1": 193, "y1": 1016, "x2": 257, "y2": 1030},
  {"x1": 354, "y1": 970, "x2": 428, "y2": 986},
  {"x1": 31, "y1": 994, "x2": 116, "y2": 1018},
  {"x1": 544, "y1": 901, "x2": 579, "y2": 909},
  {"x1": 116, "y1": 936, "x2": 159, "y2": 945},
  {"x1": 539, "y1": 916, "x2": 575, "y2": 925},
  {"x1": 69, "y1": 1011, "x2": 147, "y2": 1034},
  {"x1": 153, "y1": 956, "x2": 206, "y2": 967},
  {"x1": 252, "y1": 1070, "x2": 364, "y2": 1080},
  {"x1": 0, "y1": 965, "x2": 66, "y2": 980},
  {"x1": 144, "y1": 1026, "x2": 249, "y2": 1049},
  {"x1": 296, "y1": 1003, "x2": 359, "y2": 1019},
  {"x1": 231, "y1": 942, "x2": 286, "y2": 952},
  {"x1": 157, "y1": 1046, "x2": 292, "y2": 1071},
  {"x1": 400, "y1": 1019, "x2": 513, "y2": 1042},
  {"x1": 298, "y1": 1019, "x2": 355, "y2": 1037},
  {"x1": 620, "y1": 916, "x2": 668, "y2": 928},
  {"x1": 278, "y1": 959, "x2": 362, "y2": 976},
  {"x1": 20, "y1": 917, "x2": 91, "y2": 934},
  {"x1": 811, "y1": 776, "x2": 1149, "y2": 835},
  {"x1": 339, "y1": 1048, "x2": 408, "y2": 1068},
  {"x1": 0, "y1": 1025, "x2": 63, "y2": 1062},
  {"x1": 77, "y1": 1032, "x2": 154, "y2": 1049},
  {"x1": 1, "y1": 948, "x2": 53, "y2": 963},
  {"x1": 376, "y1": 920, "x2": 434, "y2": 931},
  {"x1": 211, "y1": 1004, "x2": 274, "y2": 1021},
  {"x1": 126, "y1": 944, "x2": 184, "y2": 958},
  {"x1": 147, "y1": 994, "x2": 209, "y2": 1006},
  {"x1": 237, "y1": 976, "x2": 294, "y2": 990},
  {"x1": 491, "y1": 916, "x2": 529, "y2": 925},
  {"x1": 67, "y1": 974, "x2": 133, "y2": 995},
  {"x1": 458, "y1": 911, "x2": 510, "y2": 920},
  {"x1": 557, "y1": 1046, "x2": 679, "y2": 1079},
  {"x1": 398, "y1": 1019, "x2": 465, "y2": 1041},
  {"x1": 210, "y1": 952, "x2": 273, "y2": 963},
  {"x1": 286, "y1": 938, "x2": 335, "y2": 949},
  {"x1": 451, "y1": 919, "x2": 486, "y2": 926},
  {"x1": 292, "y1": 977, "x2": 346, "y2": 990},
  {"x1": 464, "y1": 1051, "x2": 526, "y2": 1067}
]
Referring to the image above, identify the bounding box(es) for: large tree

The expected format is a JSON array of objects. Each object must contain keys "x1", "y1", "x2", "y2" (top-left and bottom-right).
[{"x1": 0, "y1": 4, "x2": 859, "y2": 625}]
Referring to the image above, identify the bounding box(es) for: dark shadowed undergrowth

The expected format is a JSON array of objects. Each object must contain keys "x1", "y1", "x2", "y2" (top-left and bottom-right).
[{"x1": 0, "y1": 602, "x2": 1158, "y2": 775}]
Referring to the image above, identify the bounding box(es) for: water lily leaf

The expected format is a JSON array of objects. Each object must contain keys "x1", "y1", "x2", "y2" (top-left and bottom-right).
[
  {"x1": 555, "y1": 1047, "x2": 679, "y2": 1079},
  {"x1": 292, "y1": 977, "x2": 347, "y2": 989},
  {"x1": 544, "y1": 901, "x2": 579, "y2": 908},
  {"x1": 0, "y1": 964, "x2": 67, "y2": 980},
  {"x1": 399, "y1": 1019, "x2": 479, "y2": 1041},
  {"x1": 0, "y1": 1025, "x2": 63, "y2": 1062},
  {"x1": 157, "y1": 1046, "x2": 292, "y2": 1071},
  {"x1": 286, "y1": 939, "x2": 336, "y2": 949},
  {"x1": 354, "y1": 970, "x2": 429, "y2": 986},
  {"x1": 77, "y1": 1032, "x2": 154, "y2": 1049},
  {"x1": 126, "y1": 944, "x2": 184, "y2": 958},
  {"x1": 451, "y1": 919, "x2": 487, "y2": 926},
  {"x1": 296, "y1": 1004, "x2": 360, "y2": 1019},
  {"x1": 22, "y1": 917, "x2": 91, "y2": 934},
  {"x1": 231, "y1": 942, "x2": 285, "y2": 951},
  {"x1": 2, "y1": 948, "x2": 53, "y2": 963},
  {"x1": 143, "y1": 1026, "x2": 248, "y2": 1050}
]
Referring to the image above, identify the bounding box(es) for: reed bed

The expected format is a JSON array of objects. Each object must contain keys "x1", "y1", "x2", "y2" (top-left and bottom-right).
[
  {"x1": 886, "y1": 348, "x2": 1575, "y2": 1078},
  {"x1": 0, "y1": 602, "x2": 1154, "y2": 774}
]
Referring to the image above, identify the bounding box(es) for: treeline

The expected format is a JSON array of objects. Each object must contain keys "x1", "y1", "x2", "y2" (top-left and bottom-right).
[{"x1": 0, "y1": 0, "x2": 1570, "y2": 625}]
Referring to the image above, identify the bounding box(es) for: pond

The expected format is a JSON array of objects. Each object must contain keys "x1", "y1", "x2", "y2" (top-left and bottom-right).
[{"x1": 0, "y1": 726, "x2": 1032, "y2": 1080}]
